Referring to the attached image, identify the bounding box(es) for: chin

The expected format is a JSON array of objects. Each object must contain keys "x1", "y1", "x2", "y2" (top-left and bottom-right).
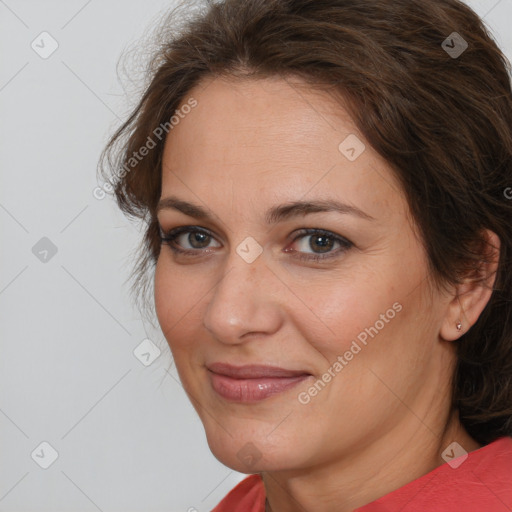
[{"x1": 203, "y1": 421, "x2": 311, "y2": 474}]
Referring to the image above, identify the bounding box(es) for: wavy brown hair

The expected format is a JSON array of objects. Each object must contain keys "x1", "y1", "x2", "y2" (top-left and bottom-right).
[{"x1": 99, "y1": 0, "x2": 512, "y2": 445}]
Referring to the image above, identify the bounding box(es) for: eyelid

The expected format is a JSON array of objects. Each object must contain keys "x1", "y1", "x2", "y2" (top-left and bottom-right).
[
  {"x1": 159, "y1": 225, "x2": 220, "y2": 252},
  {"x1": 158, "y1": 225, "x2": 353, "y2": 261},
  {"x1": 289, "y1": 228, "x2": 352, "y2": 247},
  {"x1": 286, "y1": 228, "x2": 353, "y2": 261}
]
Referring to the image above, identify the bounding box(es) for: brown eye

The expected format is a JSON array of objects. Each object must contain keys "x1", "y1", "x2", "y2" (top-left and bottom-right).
[
  {"x1": 159, "y1": 226, "x2": 221, "y2": 254},
  {"x1": 307, "y1": 234, "x2": 335, "y2": 253},
  {"x1": 287, "y1": 229, "x2": 353, "y2": 262},
  {"x1": 186, "y1": 231, "x2": 211, "y2": 249}
]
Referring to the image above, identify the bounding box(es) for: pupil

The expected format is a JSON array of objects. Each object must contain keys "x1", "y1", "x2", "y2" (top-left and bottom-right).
[
  {"x1": 311, "y1": 235, "x2": 333, "y2": 253},
  {"x1": 190, "y1": 232, "x2": 209, "y2": 248}
]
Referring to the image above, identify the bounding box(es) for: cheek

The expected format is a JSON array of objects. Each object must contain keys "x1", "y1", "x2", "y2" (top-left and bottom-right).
[
  {"x1": 309, "y1": 282, "x2": 435, "y2": 416},
  {"x1": 154, "y1": 258, "x2": 208, "y2": 395},
  {"x1": 154, "y1": 257, "x2": 200, "y2": 351},
  {"x1": 299, "y1": 254, "x2": 430, "y2": 387},
  {"x1": 296, "y1": 270, "x2": 401, "y2": 358}
]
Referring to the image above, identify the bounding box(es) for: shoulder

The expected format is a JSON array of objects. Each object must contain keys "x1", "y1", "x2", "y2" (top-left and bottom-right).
[
  {"x1": 358, "y1": 436, "x2": 512, "y2": 512},
  {"x1": 211, "y1": 474, "x2": 265, "y2": 512}
]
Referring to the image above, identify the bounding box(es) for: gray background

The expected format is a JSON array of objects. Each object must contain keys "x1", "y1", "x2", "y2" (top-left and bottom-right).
[{"x1": 1, "y1": 1, "x2": 511, "y2": 511}]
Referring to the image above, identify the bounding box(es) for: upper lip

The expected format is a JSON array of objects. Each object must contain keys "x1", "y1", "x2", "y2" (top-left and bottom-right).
[{"x1": 207, "y1": 362, "x2": 311, "y2": 379}]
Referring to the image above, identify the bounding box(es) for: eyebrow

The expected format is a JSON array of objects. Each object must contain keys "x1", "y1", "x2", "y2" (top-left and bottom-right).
[{"x1": 156, "y1": 195, "x2": 374, "y2": 224}]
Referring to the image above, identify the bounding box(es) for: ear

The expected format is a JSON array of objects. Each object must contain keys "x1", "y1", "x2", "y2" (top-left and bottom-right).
[{"x1": 440, "y1": 229, "x2": 501, "y2": 341}]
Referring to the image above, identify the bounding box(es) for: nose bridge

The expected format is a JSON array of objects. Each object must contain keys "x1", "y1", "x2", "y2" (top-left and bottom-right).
[{"x1": 202, "y1": 247, "x2": 281, "y2": 343}]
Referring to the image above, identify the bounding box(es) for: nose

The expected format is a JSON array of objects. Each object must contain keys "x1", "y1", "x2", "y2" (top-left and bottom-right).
[{"x1": 202, "y1": 248, "x2": 283, "y2": 345}]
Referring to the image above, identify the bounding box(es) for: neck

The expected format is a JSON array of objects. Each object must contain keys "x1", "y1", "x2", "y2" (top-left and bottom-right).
[{"x1": 262, "y1": 410, "x2": 480, "y2": 512}]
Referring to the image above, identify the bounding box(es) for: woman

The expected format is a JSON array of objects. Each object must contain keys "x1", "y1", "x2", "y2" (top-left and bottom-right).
[{"x1": 99, "y1": 0, "x2": 512, "y2": 510}]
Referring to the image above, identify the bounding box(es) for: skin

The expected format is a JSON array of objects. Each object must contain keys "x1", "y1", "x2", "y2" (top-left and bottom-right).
[{"x1": 154, "y1": 75, "x2": 499, "y2": 511}]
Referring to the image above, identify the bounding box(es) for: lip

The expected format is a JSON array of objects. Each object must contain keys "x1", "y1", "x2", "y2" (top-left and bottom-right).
[{"x1": 207, "y1": 363, "x2": 312, "y2": 402}]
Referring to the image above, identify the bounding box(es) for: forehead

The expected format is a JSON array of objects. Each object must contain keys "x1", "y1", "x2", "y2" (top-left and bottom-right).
[
  {"x1": 165, "y1": 75, "x2": 354, "y2": 158},
  {"x1": 160, "y1": 76, "x2": 404, "y2": 220}
]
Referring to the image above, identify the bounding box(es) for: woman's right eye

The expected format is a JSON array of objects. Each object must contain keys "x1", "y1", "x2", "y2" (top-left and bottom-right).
[{"x1": 159, "y1": 226, "x2": 221, "y2": 255}]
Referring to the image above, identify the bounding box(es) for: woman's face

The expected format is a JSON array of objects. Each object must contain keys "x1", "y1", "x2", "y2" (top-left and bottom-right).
[{"x1": 154, "y1": 76, "x2": 456, "y2": 473}]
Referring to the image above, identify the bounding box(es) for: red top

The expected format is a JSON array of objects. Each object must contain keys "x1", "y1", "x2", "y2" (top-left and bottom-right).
[{"x1": 212, "y1": 436, "x2": 512, "y2": 511}]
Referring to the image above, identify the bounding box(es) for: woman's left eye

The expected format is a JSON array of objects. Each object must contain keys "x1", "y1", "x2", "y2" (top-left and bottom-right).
[
  {"x1": 158, "y1": 226, "x2": 353, "y2": 262},
  {"x1": 286, "y1": 228, "x2": 353, "y2": 262}
]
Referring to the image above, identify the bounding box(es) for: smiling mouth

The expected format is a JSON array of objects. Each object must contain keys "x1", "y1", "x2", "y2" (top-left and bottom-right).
[{"x1": 206, "y1": 363, "x2": 313, "y2": 402}]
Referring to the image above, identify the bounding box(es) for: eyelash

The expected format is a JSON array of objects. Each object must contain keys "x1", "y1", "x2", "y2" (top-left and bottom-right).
[{"x1": 158, "y1": 225, "x2": 353, "y2": 263}]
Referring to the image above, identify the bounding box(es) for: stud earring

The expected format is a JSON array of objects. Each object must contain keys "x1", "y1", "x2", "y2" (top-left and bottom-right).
[{"x1": 456, "y1": 320, "x2": 462, "y2": 331}]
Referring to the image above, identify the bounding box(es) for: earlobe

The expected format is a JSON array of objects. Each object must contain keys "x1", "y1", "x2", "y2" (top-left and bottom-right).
[{"x1": 439, "y1": 229, "x2": 501, "y2": 342}]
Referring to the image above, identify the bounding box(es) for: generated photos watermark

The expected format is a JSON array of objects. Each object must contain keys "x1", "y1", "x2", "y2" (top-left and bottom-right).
[
  {"x1": 93, "y1": 97, "x2": 198, "y2": 200},
  {"x1": 298, "y1": 301, "x2": 403, "y2": 404}
]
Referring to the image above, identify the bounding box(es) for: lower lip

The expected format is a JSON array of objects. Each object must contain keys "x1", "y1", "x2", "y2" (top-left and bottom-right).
[{"x1": 209, "y1": 372, "x2": 311, "y2": 402}]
